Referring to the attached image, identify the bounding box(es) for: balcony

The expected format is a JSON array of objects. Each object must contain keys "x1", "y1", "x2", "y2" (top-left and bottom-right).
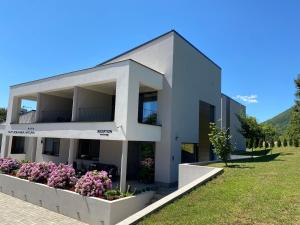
[
  {"x1": 18, "y1": 111, "x2": 37, "y2": 124},
  {"x1": 78, "y1": 107, "x2": 113, "y2": 122}
]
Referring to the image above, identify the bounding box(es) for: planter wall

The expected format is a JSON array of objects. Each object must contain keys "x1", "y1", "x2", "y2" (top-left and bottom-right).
[
  {"x1": 0, "y1": 174, "x2": 154, "y2": 225},
  {"x1": 178, "y1": 164, "x2": 216, "y2": 188}
]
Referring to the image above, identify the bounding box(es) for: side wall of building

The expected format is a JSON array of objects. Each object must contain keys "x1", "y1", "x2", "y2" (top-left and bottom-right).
[
  {"x1": 170, "y1": 34, "x2": 222, "y2": 183},
  {"x1": 221, "y1": 94, "x2": 246, "y2": 151}
]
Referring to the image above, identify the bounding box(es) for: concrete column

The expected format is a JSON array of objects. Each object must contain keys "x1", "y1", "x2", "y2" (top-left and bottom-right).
[
  {"x1": 120, "y1": 140, "x2": 128, "y2": 193},
  {"x1": 68, "y1": 139, "x2": 78, "y2": 165},
  {"x1": 0, "y1": 135, "x2": 10, "y2": 158},
  {"x1": 30, "y1": 137, "x2": 38, "y2": 162},
  {"x1": 71, "y1": 87, "x2": 79, "y2": 122}
]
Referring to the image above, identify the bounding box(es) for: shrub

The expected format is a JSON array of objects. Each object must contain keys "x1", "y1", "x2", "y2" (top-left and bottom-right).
[
  {"x1": 270, "y1": 139, "x2": 275, "y2": 148},
  {"x1": 294, "y1": 139, "x2": 299, "y2": 147},
  {"x1": 259, "y1": 139, "x2": 264, "y2": 148},
  {"x1": 47, "y1": 164, "x2": 77, "y2": 189},
  {"x1": 16, "y1": 162, "x2": 35, "y2": 179},
  {"x1": 283, "y1": 139, "x2": 288, "y2": 147},
  {"x1": 0, "y1": 158, "x2": 21, "y2": 174},
  {"x1": 139, "y1": 158, "x2": 155, "y2": 183},
  {"x1": 208, "y1": 123, "x2": 233, "y2": 166},
  {"x1": 289, "y1": 139, "x2": 293, "y2": 146},
  {"x1": 28, "y1": 162, "x2": 57, "y2": 183},
  {"x1": 277, "y1": 139, "x2": 282, "y2": 147},
  {"x1": 75, "y1": 170, "x2": 112, "y2": 197}
]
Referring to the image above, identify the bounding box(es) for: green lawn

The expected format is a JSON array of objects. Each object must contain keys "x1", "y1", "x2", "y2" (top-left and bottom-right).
[{"x1": 139, "y1": 147, "x2": 300, "y2": 225}]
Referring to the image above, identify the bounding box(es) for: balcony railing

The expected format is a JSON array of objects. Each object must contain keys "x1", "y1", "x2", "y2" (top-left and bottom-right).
[
  {"x1": 18, "y1": 111, "x2": 36, "y2": 124},
  {"x1": 40, "y1": 110, "x2": 72, "y2": 123},
  {"x1": 78, "y1": 107, "x2": 112, "y2": 122}
]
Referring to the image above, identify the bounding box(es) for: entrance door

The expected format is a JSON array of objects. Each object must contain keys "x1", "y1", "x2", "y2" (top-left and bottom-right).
[{"x1": 199, "y1": 101, "x2": 215, "y2": 161}]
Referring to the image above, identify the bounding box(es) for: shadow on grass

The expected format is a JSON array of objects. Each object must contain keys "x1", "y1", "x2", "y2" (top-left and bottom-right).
[
  {"x1": 227, "y1": 164, "x2": 255, "y2": 169},
  {"x1": 233, "y1": 149, "x2": 272, "y2": 156},
  {"x1": 229, "y1": 153, "x2": 281, "y2": 164}
]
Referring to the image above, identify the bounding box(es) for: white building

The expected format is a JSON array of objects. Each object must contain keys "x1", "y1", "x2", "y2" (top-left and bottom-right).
[{"x1": 0, "y1": 30, "x2": 245, "y2": 189}]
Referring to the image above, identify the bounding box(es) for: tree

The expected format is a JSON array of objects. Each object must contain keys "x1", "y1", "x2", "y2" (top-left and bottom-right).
[
  {"x1": 265, "y1": 142, "x2": 269, "y2": 149},
  {"x1": 277, "y1": 139, "x2": 282, "y2": 148},
  {"x1": 270, "y1": 139, "x2": 275, "y2": 148},
  {"x1": 259, "y1": 139, "x2": 264, "y2": 148},
  {"x1": 208, "y1": 123, "x2": 233, "y2": 166},
  {"x1": 0, "y1": 108, "x2": 6, "y2": 122},
  {"x1": 289, "y1": 139, "x2": 293, "y2": 147},
  {"x1": 254, "y1": 138, "x2": 259, "y2": 149},
  {"x1": 294, "y1": 139, "x2": 299, "y2": 148},
  {"x1": 287, "y1": 76, "x2": 300, "y2": 141},
  {"x1": 261, "y1": 124, "x2": 276, "y2": 150},
  {"x1": 237, "y1": 114, "x2": 262, "y2": 156},
  {"x1": 283, "y1": 139, "x2": 288, "y2": 147}
]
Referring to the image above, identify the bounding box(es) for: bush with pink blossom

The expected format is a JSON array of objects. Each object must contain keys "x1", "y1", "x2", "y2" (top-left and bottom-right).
[
  {"x1": 27, "y1": 162, "x2": 57, "y2": 183},
  {"x1": 16, "y1": 162, "x2": 35, "y2": 179},
  {"x1": 0, "y1": 158, "x2": 21, "y2": 174},
  {"x1": 75, "y1": 170, "x2": 112, "y2": 197},
  {"x1": 47, "y1": 164, "x2": 77, "y2": 189}
]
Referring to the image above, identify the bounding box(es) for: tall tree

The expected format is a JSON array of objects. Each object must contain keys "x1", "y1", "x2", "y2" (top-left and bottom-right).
[
  {"x1": 0, "y1": 108, "x2": 7, "y2": 122},
  {"x1": 288, "y1": 76, "x2": 300, "y2": 141},
  {"x1": 237, "y1": 114, "x2": 262, "y2": 155}
]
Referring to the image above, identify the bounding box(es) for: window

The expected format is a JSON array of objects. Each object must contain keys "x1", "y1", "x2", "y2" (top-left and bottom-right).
[
  {"x1": 77, "y1": 139, "x2": 100, "y2": 161},
  {"x1": 43, "y1": 138, "x2": 60, "y2": 156},
  {"x1": 11, "y1": 137, "x2": 25, "y2": 154},
  {"x1": 181, "y1": 143, "x2": 199, "y2": 163},
  {"x1": 138, "y1": 92, "x2": 158, "y2": 125}
]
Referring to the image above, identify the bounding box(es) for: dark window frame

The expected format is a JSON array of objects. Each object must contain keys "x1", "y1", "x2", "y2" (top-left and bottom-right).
[
  {"x1": 77, "y1": 139, "x2": 100, "y2": 161},
  {"x1": 43, "y1": 138, "x2": 60, "y2": 156},
  {"x1": 138, "y1": 91, "x2": 158, "y2": 125},
  {"x1": 11, "y1": 136, "x2": 25, "y2": 154}
]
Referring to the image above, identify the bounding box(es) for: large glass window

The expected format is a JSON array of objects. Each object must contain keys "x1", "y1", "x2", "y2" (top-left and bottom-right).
[
  {"x1": 138, "y1": 92, "x2": 158, "y2": 125},
  {"x1": 43, "y1": 138, "x2": 60, "y2": 156},
  {"x1": 11, "y1": 137, "x2": 25, "y2": 154},
  {"x1": 77, "y1": 139, "x2": 100, "y2": 161}
]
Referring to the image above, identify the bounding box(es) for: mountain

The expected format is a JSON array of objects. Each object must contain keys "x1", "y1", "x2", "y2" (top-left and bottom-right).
[{"x1": 263, "y1": 107, "x2": 293, "y2": 135}]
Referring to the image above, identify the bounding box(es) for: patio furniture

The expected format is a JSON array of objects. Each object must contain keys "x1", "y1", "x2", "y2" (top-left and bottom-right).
[{"x1": 88, "y1": 163, "x2": 118, "y2": 180}]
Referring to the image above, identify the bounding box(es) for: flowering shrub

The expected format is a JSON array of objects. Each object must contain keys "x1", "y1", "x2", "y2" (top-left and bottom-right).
[
  {"x1": 28, "y1": 162, "x2": 57, "y2": 183},
  {"x1": 138, "y1": 157, "x2": 154, "y2": 184},
  {"x1": 0, "y1": 158, "x2": 21, "y2": 174},
  {"x1": 16, "y1": 162, "x2": 35, "y2": 179},
  {"x1": 47, "y1": 164, "x2": 77, "y2": 189},
  {"x1": 140, "y1": 158, "x2": 154, "y2": 168},
  {"x1": 75, "y1": 170, "x2": 112, "y2": 197}
]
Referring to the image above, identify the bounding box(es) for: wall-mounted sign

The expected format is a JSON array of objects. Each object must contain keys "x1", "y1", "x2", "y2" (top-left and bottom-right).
[
  {"x1": 97, "y1": 130, "x2": 112, "y2": 136},
  {"x1": 8, "y1": 127, "x2": 35, "y2": 135}
]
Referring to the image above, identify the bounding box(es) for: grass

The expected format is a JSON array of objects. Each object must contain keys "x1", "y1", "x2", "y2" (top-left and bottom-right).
[{"x1": 139, "y1": 147, "x2": 300, "y2": 225}]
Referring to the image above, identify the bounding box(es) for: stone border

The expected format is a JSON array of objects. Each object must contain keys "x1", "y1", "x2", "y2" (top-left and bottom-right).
[
  {"x1": 116, "y1": 165, "x2": 223, "y2": 225},
  {"x1": 0, "y1": 174, "x2": 154, "y2": 225}
]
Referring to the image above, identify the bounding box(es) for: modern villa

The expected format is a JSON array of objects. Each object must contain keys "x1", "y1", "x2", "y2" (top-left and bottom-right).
[{"x1": 0, "y1": 30, "x2": 245, "y2": 192}]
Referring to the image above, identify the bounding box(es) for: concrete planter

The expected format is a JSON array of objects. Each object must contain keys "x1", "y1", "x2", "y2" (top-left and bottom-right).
[{"x1": 0, "y1": 174, "x2": 154, "y2": 225}]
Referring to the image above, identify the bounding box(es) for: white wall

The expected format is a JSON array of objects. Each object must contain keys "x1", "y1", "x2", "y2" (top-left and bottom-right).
[
  {"x1": 170, "y1": 33, "x2": 221, "y2": 183},
  {"x1": 74, "y1": 87, "x2": 113, "y2": 121},
  {"x1": 99, "y1": 140, "x2": 122, "y2": 169},
  {"x1": 35, "y1": 137, "x2": 69, "y2": 164},
  {"x1": 103, "y1": 32, "x2": 175, "y2": 184}
]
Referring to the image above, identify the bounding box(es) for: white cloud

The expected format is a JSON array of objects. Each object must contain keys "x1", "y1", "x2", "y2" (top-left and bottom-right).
[{"x1": 235, "y1": 95, "x2": 258, "y2": 104}]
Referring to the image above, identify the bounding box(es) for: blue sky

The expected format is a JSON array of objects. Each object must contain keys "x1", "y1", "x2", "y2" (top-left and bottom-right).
[{"x1": 0, "y1": 0, "x2": 299, "y2": 122}]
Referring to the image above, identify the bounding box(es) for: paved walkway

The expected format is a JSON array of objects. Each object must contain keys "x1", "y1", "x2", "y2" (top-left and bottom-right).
[{"x1": 0, "y1": 192, "x2": 87, "y2": 225}]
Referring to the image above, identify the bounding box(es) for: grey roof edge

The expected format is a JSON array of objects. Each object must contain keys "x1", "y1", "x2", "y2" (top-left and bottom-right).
[
  {"x1": 97, "y1": 30, "x2": 222, "y2": 70},
  {"x1": 10, "y1": 59, "x2": 163, "y2": 89},
  {"x1": 222, "y1": 93, "x2": 246, "y2": 108}
]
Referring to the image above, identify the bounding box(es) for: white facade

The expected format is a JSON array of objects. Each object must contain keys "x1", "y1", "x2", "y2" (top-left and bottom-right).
[
  {"x1": 0, "y1": 30, "x2": 246, "y2": 187},
  {"x1": 221, "y1": 94, "x2": 246, "y2": 151}
]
